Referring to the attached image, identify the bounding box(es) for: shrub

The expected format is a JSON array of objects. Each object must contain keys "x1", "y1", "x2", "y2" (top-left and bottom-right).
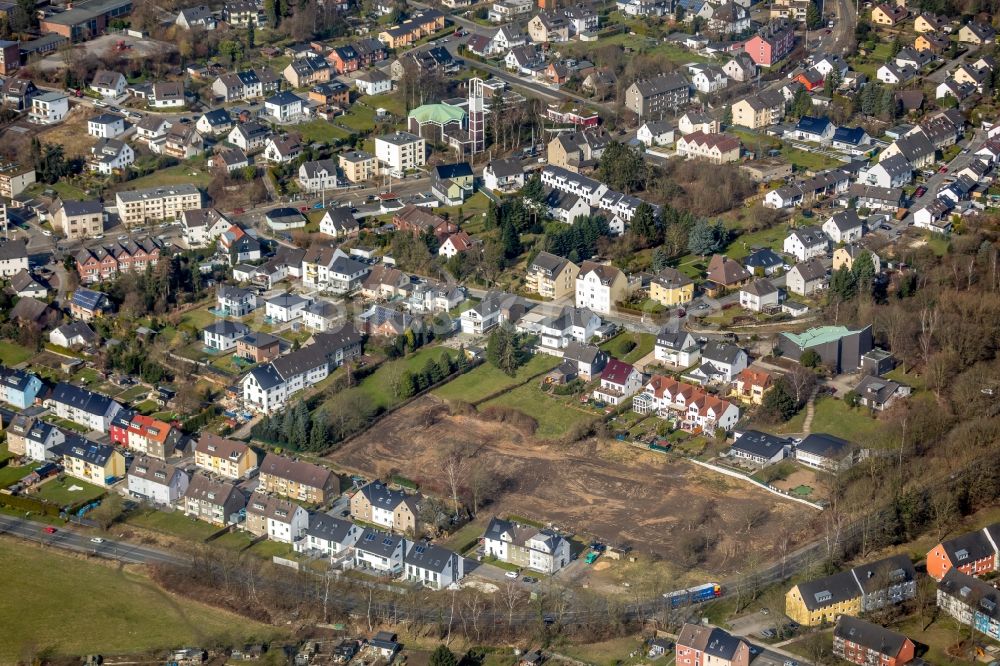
[{"x1": 478, "y1": 406, "x2": 538, "y2": 435}]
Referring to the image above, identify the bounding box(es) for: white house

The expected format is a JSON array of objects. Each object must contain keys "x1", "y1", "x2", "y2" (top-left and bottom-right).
[
  {"x1": 592, "y1": 358, "x2": 643, "y2": 406},
  {"x1": 241, "y1": 345, "x2": 330, "y2": 414},
  {"x1": 739, "y1": 278, "x2": 779, "y2": 312},
  {"x1": 263, "y1": 136, "x2": 302, "y2": 164},
  {"x1": 265, "y1": 293, "x2": 311, "y2": 322},
  {"x1": 87, "y1": 113, "x2": 125, "y2": 138},
  {"x1": 686, "y1": 341, "x2": 748, "y2": 384},
  {"x1": 90, "y1": 70, "x2": 127, "y2": 98},
  {"x1": 483, "y1": 158, "x2": 524, "y2": 192},
  {"x1": 822, "y1": 209, "x2": 864, "y2": 243},
  {"x1": 48, "y1": 382, "x2": 123, "y2": 433},
  {"x1": 783, "y1": 226, "x2": 828, "y2": 261},
  {"x1": 688, "y1": 63, "x2": 729, "y2": 93},
  {"x1": 29, "y1": 92, "x2": 68, "y2": 125},
  {"x1": 246, "y1": 493, "x2": 309, "y2": 544},
  {"x1": 298, "y1": 159, "x2": 341, "y2": 193},
  {"x1": 264, "y1": 91, "x2": 305, "y2": 122},
  {"x1": 89, "y1": 138, "x2": 134, "y2": 175},
  {"x1": 150, "y1": 82, "x2": 186, "y2": 108},
  {"x1": 460, "y1": 291, "x2": 505, "y2": 335},
  {"x1": 858, "y1": 154, "x2": 912, "y2": 189},
  {"x1": 730, "y1": 430, "x2": 792, "y2": 466},
  {"x1": 654, "y1": 328, "x2": 701, "y2": 368},
  {"x1": 318, "y1": 207, "x2": 359, "y2": 237},
  {"x1": 913, "y1": 198, "x2": 953, "y2": 233},
  {"x1": 374, "y1": 131, "x2": 425, "y2": 175},
  {"x1": 531, "y1": 306, "x2": 601, "y2": 350},
  {"x1": 404, "y1": 543, "x2": 464, "y2": 590},
  {"x1": 181, "y1": 208, "x2": 231, "y2": 249},
  {"x1": 203, "y1": 320, "x2": 250, "y2": 351},
  {"x1": 354, "y1": 528, "x2": 407, "y2": 574},
  {"x1": 637, "y1": 120, "x2": 675, "y2": 147},
  {"x1": 575, "y1": 261, "x2": 625, "y2": 315},
  {"x1": 356, "y1": 69, "x2": 393, "y2": 95},
  {"x1": 24, "y1": 421, "x2": 66, "y2": 462},
  {"x1": 294, "y1": 514, "x2": 362, "y2": 558},
  {"x1": 127, "y1": 457, "x2": 189, "y2": 505}
]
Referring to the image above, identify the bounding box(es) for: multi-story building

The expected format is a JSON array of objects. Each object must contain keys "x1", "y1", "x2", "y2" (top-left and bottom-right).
[
  {"x1": 193, "y1": 433, "x2": 259, "y2": 479},
  {"x1": 350, "y1": 481, "x2": 420, "y2": 533},
  {"x1": 575, "y1": 261, "x2": 627, "y2": 314},
  {"x1": 786, "y1": 554, "x2": 917, "y2": 626},
  {"x1": 241, "y1": 344, "x2": 331, "y2": 414},
  {"x1": 937, "y1": 568, "x2": 1000, "y2": 641},
  {"x1": 676, "y1": 131, "x2": 741, "y2": 164},
  {"x1": 374, "y1": 131, "x2": 426, "y2": 175},
  {"x1": 926, "y1": 523, "x2": 1000, "y2": 581},
  {"x1": 525, "y1": 252, "x2": 579, "y2": 300},
  {"x1": 181, "y1": 208, "x2": 231, "y2": 249},
  {"x1": 51, "y1": 199, "x2": 104, "y2": 240},
  {"x1": 0, "y1": 39, "x2": 20, "y2": 76},
  {"x1": 0, "y1": 238, "x2": 28, "y2": 277},
  {"x1": 115, "y1": 184, "x2": 203, "y2": 226},
  {"x1": 49, "y1": 382, "x2": 123, "y2": 433},
  {"x1": 60, "y1": 437, "x2": 126, "y2": 487},
  {"x1": 0, "y1": 164, "x2": 36, "y2": 198},
  {"x1": 294, "y1": 514, "x2": 362, "y2": 558},
  {"x1": 74, "y1": 238, "x2": 162, "y2": 284},
  {"x1": 38, "y1": 0, "x2": 133, "y2": 41},
  {"x1": 833, "y1": 616, "x2": 915, "y2": 666},
  {"x1": 731, "y1": 90, "x2": 786, "y2": 130},
  {"x1": 181, "y1": 474, "x2": 247, "y2": 525},
  {"x1": 29, "y1": 91, "x2": 69, "y2": 125},
  {"x1": 676, "y1": 624, "x2": 750, "y2": 666},
  {"x1": 743, "y1": 22, "x2": 795, "y2": 66},
  {"x1": 649, "y1": 267, "x2": 694, "y2": 306},
  {"x1": 258, "y1": 453, "x2": 339, "y2": 504},
  {"x1": 110, "y1": 410, "x2": 180, "y2": 459},
  {"x1": 0, "y1": 366, "x2": 43, "y2": 409},
  {"x1": 339, "y1": 150, "x2": 378, "y2": 182},
  {"x1": 354, "y1": 528, "x2": 407, "y2": 573},
  {"x1": 624, "y1": 73, "x2": 689, "y2": 118},
  {"x1": 482, "y1": 517, "x2": 571, "y2": 574},
  {"x1": 404, "y1": 542, "x2": 465, "y2": 590},
  {"x1": 632, "y1": 375, "x2": 740, "y2": 432},
  {"x1": 127, "y1": 456, "x2": 189, "y2": 505}
]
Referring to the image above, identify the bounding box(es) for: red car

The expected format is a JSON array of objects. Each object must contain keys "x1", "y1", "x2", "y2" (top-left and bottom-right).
[
  {"x1": 43, "y1": 526, "x2": 57, "y2": 534},
  {"x1": 299, "y1": 206, "x2": 310, "y2": 212},
  {"x1": 938, "y1": 166, "x2": 948, "y2": 174},
  {"x1": 915, "y1": 186, "x2": 927, "y2": 197}
]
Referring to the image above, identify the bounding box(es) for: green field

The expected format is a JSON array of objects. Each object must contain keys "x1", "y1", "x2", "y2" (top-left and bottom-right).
[
  {"x1": 483, "y1": 383, "x2": 597, "y2": 439},
  {"x1": 364, "y1": 92, "x2": 408, "y2": 118},
  {"x1": 777, "y1": 395, "x2": 882, "y2": 440},
  {"x1": 432, "y1": 353, "x2": 560, "y2": 404},
  {"x1": 116, "y1": 384, "x2": 151, "y2": 403},
  {"x1": 338, "y1": 104, "x2": 377, "y2": 132},
  {"x1": 0, "y1": 462, "x2": 38, "y2": 488},
  {"x1": 724, "y1": 224, "x2": 789, "y2": 260},
  {"x1": 322, "y1": 345, "x2": 459, "y2": 412},
  {"x1": 118, "y1": 163, "x2": 212, "y2": 191},
  {"x1": 600, "y1": 332, "x2": 656, "y2": 364},
  {"x1": 128, "y1": 509, "x2": 220, "y2": 541},
  {"x1": 0, "y1": 539, "x2": 279, "y2": 661},
  {"x1": 178, "y1": 304, "x2": 223, "y2": 331},
  {"x1": 780, "y1": 144, "x2": 844, "y2": 172},
  {"x1": 0, "y1": 341, "x2": 36, "y2": 366},
  {"x1": 297, "y1": 119, "x2": 352, "y2": 143},
  {"x1": 34, "y1": 476, "x2": 106, "y2": 506}
]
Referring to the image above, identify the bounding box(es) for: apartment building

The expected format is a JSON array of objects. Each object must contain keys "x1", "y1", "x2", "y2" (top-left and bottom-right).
[
  {"x1": 193, "y1": 433, "x2": 259, "y2": 479},
  {"x1": 374, "y1": 131, "x2": 425, "y2": 175},
  {"x1": 115, "y1": 184, "x2": 203, "y2": 226},
  {"x1": 258, "y1": 453, "x2": 339, "y2": 504}
]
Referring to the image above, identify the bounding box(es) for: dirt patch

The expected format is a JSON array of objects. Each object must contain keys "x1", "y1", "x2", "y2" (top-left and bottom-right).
[
  {"x1": 327, "y1": 396, "x2": 818, "y2": 575},
  {"x1": 37, "y1": 104, "x2": 98, "y2": 158},
  {"x1": 35, "y1": 34, "x2": 177, "y2": 72},
  {"x1": 772, "y1": 468, "x2": 827, "y2": 499}
]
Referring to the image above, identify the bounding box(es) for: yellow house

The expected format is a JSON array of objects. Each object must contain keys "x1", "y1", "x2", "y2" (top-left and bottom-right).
[
  {"x1": 871, "y1": 3, "x2": 906, "y2": 25},
  {"x1": 915, "y1": 32, "x2": 950, "y2": 53},
  {"x1": 61, "y1": 441, "x2": 126, "y2": 488},
  {"x1": 730, "y1": 90, "x2": 785, "y2": 130},
  {"x1": 913, "y1": 12, "x2": 943, "y2": 33},
  {"x1": 832, "y1": 246, "x2": 881, "y2": 272},
  {"x1": 786, "y1": 570, "x2": 863, "y2": 626},
  {"x1": 958, "y1": 21, "x2": 995, "y2": 45},
  {"x1": 339, "y1": 150, "x2": 378, "y2": 183},
  {"x1": 526, "y1": 251, "x2": 579, "y2": 300},
  {"x1": 649, "y1": 267, "x2": 694, "y2": 306},
  {"x1": 194, "y1": 433, "x2": 259, "y2": 480}
]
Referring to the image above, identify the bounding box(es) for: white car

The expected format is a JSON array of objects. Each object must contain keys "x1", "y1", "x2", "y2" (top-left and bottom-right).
[
  {"x1": 91, "y1": 537, "x2": 104, "y2": 544},
  {"x1": 504, "y1": 570, "x2": 518, "y2": 579},
  {"x1": 42, "y1": 230, "x2": 52, "y2": 237}
]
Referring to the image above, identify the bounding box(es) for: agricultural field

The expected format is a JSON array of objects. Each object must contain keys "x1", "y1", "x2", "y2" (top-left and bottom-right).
[
  {"x1": 328, "y1": 395, "x2": 817, "y2": 574},
  {"x1": 0, "y1": 539, "x2": 278, "y2": 662}
]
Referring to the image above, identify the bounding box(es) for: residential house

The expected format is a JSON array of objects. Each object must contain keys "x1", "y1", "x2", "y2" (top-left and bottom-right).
[
  {"x1": 49, "y1": 382, "x2": 122, "y2": 433},
  {"x1": 592, "y1": 358, "x2": 643, "y2": 406},
  {"x1": 731, "y1": 367, "x2": 773, "y2": 405},
  {"x1": 927, "y1": 524, "x2": 1000, "y2": 581},
  {"x1": 354, "y1": 528, "x2": 407, "y2": 573},
  {"x1": 29, "y1": 91, "x2": 68, "y2": 125},
  {"x1": 194, "y1": 433, "x2": 259, "y2": 479},
  {"x1": 527, "y1": 12, "x2": 570, "y2": 43},
  {"x1": 877, "y1": 62, "x2": 918, "y2": 85},
  {"x1": 439, "y1": 231, "x2": 478, "y2": 258},
  {"x1": 236, "y1": 332, "x2": 281, "y2": 363},
  {"x1": 785, "y1": 554, "x2": 917, "y2": 625},
  {"x1": 339, "y1": 150, "x2": 378, "y2": 182},
  {"x1": 258, "y1": 452, "x2": 339, "y2": 503},
  {"x1": 795, "y1": 432, "x2": 855, "y2": 471},
  {"x1": 914, "y1": 12, "x2": 945, "y2": 32},
  {"x1": 678, "y1": 111, "x2": 719, "y2": 135},
  {"x1": 699, "y1": 1, "x2": 750, "y2": 33},
  {"x1": 786, "y1": 258, "x2": 827, "y2": 296},
  {"x1": 482, "y1": 517, "x2": 571, "y2": 574},
  {"x1": 127, "y1": 456, "x2": 189, "y2": 505},
  {"x1": 576, "y1": 261, "x2": 627, "y2": 314},
  {"x1": 216, "y1": 284, "x2": 257, "y2": 317},
  {"x1": 880, "y1": 130, "x2": 936, "y2": 169},
  {"x1": 264, "y1": 90, "x2": 304, "y2": 122},
  {"x1": 855, "y1": 375, "x2": 911, "y2": 411},
  {"x1": 298, "y1": 159, "x2": 341, "y2": 194},
  {"x1": 831, "y1": 127, "x2": 872, "y2": 155},
  {"x1": 110, "y1": 411, "x2": 181, "y2": 459},
  {"x1": 375, "y1": 131, "x2": 426, "y2": 174},
  {"x1": 729, "y1": 429, "x2": 791, "y2": 465},
  {"x1": 181, "y1": 208, "x2": 230, "y2": 249},
  {"x1": 937, "y1": 568, "x2": 1000, "y2": 641},
  {"x1": 89, "y1": 138, "x2": 134, "y2": 175},
  {"x1": 318, "y1": 207, "x2": 358, "y2": 238},
  {"x1": 624, "y1": 73, "x2": 690, "y2": 118},
  {"x1": 833, "y1": 616, "x2": 915, "y2": 666},
  {"x1": 688, "y1": 63, "x2": 729, "y2": 94},
  {"x1": 822, "y1": 209, "x2": 864, "y2": 244},
  {"x1": 0, "y1": 239, "x2": 28, "y2": 277},
  {"x1": 60, "y1": 438, "x2": 125, "y2": 487},
  {"x1": 176, "y1": 5, "x2": 216, "y2": 29},
  {"x1": 649, "y1": 267, "x2": 694, "y2": 306},
  {"x1": 675, "y1": 132, "x2": 741, "y2": 164},
  {"x1": 686, "y1": 341, "x2": 748, "y2": 384},
  {"x1": 739, "y1": 278, "x2": 779, "y2": 312},
  {"x1": 676, "y1": 624, "x2": 750, "y2": 666},
  {"x1": 562, "y1": 342, "x2": 608, "y2": 380},
  {"x1": 872, "y1": 3, "x2": 907, "y2": 25},
  {"x1": 135, "y1": 116, "x2": 171, "y2": 144},
  {"x1": 49, "y1": 321, "x2": 97, "y2": 348},
  {"x1": 404, "y1": 543, "x2": 464, "y2": 590},
  {"x1": 743, "y1": 248, "x2": 784, "y2": 276},
  {"x1": 724, "y1": 52, "x2": 758, "y2": 82},
  {"x1": 181, "y1": 474, "x2": 247, "y2": 525},
  {"x1": 263, "y1": 135, "x2": 302, "y2": 164},
  {"x1": 483, "y1": 158, "x2": 524, "y2": 192},
  {"x1": 913, "y1": 198, "x2": 953, "y2": 233},
  {"x1": 227, "y1": 121, "x2": 271, "y2": 153},
  {"x1": 265, "y1": 292, "x2": 311, "y2": 322},
  {"x1": 244, "y1": 492, "x2": 309, "y2": 543},
  {"x1": 0, "y1": 366, "x2": 42, "y2": 409},
  {"x1": 9, "y1": 270, "x2": 48, "y2": 299},
  {"x1": 731, "y1": 90, "x2": 786, "y2": 130},
  {"x1": 637, "y1": 120, "x2": 676, "y2": 147},
  {"x1": 87, "y1": 113, "x2": 125, "y2": 138},
  {"x1": 350, "y1": 481, "x2": 420, "y2": 533},
  {"x1": 196, "y1": 108, "x2": 233, "y2": 136},
  {"x1": 294, "y1": 514, "x2": 362, "y2": 558},
  {"x1": 916, "y1": 31, "x2": 950, "y2": 53},
  {"x1": 833, "y1": 245, "x2": 881, "y2": 273},
  {"x1": 784, "y1": 226, "x2": 828, "y2": 261},
  {"x1": 546, "y1": 129, "x2": 610, "y2": 171},
  {"x1": 282, "y1": 54, "x2": 331, "y2": 88},
  {"x1": 241, "y1": 344, "x2": 334, "y2": 413},
  {"x1": 705, "y1": 254, "x2": 751, "y2": 291},
  {"x1": 533, "y1": 307, "x2": 601, "y2": 350},
  {"x1": 355, "y1": 69, "x2": 392, "y2": 95},
  {"x1": 90, "y1": 69, "x2": 127, "y2": 97},
  {"x1": 654, "y1": 328, "x2": 701, "y2": 368},
  {"x1": 203, "y1": 320, "x2": 250, "y2": 351},
  {"x1": 633, "y1": 375, "x2": 740, "y2": 432},
  {"x1": 959, "y1": 21, "x2": 995, "y2": 45},
  {"x1": 858, "y1": 154, "x2": 912, "y2": 189},
  {"x1": 22, "y1": 419, "x2": 66, "y2": 462},
  {"x1": 150, "y1": 81, "x2": 185, "y2": 108}
]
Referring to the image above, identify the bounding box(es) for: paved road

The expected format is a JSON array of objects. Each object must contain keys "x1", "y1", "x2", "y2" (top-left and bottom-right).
[{"x1": 896, "y1": 129, "x2": 989, "y2": 227}]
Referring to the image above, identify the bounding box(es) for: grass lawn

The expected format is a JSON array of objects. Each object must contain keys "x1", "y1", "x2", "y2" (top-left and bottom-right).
[
  {"x1": 0, "y1": 539, "x2": 279, "y2": 662},
  {"x1": 432, "y1": 353, "x2": 560, "y2": 404},
  {"x1": 248, "y1": 539, "x2": 293, "y2": 559},
  {"x1": 210, "y1": 354, "x2": 243, "y2": 375},
  {"x1": 73, "y1": 367, "x2": 101, "y2": 386},
  {"x1": 0, "y1": 341, "x2": 36, "y2": 366},
  {"x1": 483, "y1": 383, "x2": 596, "y2": 439},
  {"x1": 213, "y1": 530, "x2": 255, "y2": 551},
  {"x1": 0, "y1": 462, "x2": 38, "y2": 488},
  {"x1": 322, "y1": 346, "x2": 459, "y2": 412},
  {"x1": 725, "y1": 224, "x2": 789, "y2": 260},
  {"x1": 0, "y1": 441, "x2": 12, "y2": 464},
  {"x1": 434, "y1": 191, "x2": 493, "y2": 226},
  {"x1": 119, "y1": 164, "x2": 212, "y2": 191},
  {"x1": 557, "y1": 635, "x2": 649, "y2": 666},
  {"x1": 924, "y1": 233, "x2": 951, "y2": 256},
  {"x1": 777, "y1": 395, "x2": 882, "y2": 440},
  {"x1": 438, "y1": 519, "x2": 486, "y2": 554},
  {"x1": 116, "y1": 384, "x2": 151, "y2": 403},
  {"x1": 339, "y1": 104, "x2": 377, "y2": 132},
  {"x1": 885, "y1": 367, "x2": 926, "y2": 391},
  {"x1": 178, "y1": 305, "x2": 223, "y2": 331},
  {"x1": 298, "y1": 119, "x2": 352, "y2": 144},
  {"x1": 600, "y1": 332, "x2": 656, "y2": 363},
  {"x1": 33, "y1": 476, "x2": 105, "y2": 506},
  {"x1": 127, "y1": 509, "x2": 220, "y2": 541},
  {"x1": 364, "y1": 92, "x2": 407, "y2": 118},
  {"x1": 780, "y1": 144, "x2": 844, "y2": 172}
]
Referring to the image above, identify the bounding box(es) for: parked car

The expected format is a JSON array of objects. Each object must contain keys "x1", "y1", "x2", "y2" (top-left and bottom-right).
[
  {"x1": 43, "y1": 526, "x2": 57, "y2": 534},
  {"x1": 915, "y1": 186, "x2": 927, "y2": 197},
  {"x1": 91, "y1": 537, "x2": 104, "y2": 543},
  {"x1": 504, "y1": 570, "x2": 518, "y2": 579}
]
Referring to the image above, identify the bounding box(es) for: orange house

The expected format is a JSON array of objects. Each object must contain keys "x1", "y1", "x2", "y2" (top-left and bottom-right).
[
  {"x1": 795, "y1": 69, "x2": 824, "y2": 92},
  {"x1": 834, "y1": 616, "x2": 915, "y2": 666},
  {"x1": 926, "y1": 523, "x2": 1000, "y2": 581},
  {"x1": 730, "y1": 368, "x2": 772, "y2": 404}
]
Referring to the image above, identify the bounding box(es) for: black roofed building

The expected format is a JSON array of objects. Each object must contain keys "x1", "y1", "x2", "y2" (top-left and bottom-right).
[
  {"x1": 624, "y1": 72, "x2": 689, "y2": 117},
  {"x1": 795, "y1": 432, "x2": 855, "y2": 471},
  {"x1": 49, "y1": 382, "x2": 123, "y2": 433},
  {"x1": 404, "y1": 542, "x2": 464, "y2": 589},
  {"x1": 240, "y1": 343, "x2": 331, "y2": 414},
  {"x1": 730, "y1": 430, "x2": 792, "y2": 466},
  {"x1": 294, "y1": 513, "x2": 362, "y2": 558},
  {"x1": 833, "y1": 616, "x2": 915, "y2": 666},
  {"x1": 354, "y1": 527, "x2": 407, "y2": 573}
]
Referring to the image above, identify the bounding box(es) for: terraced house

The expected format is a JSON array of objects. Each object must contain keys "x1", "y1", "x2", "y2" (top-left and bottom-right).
[
  {"x1": 926, "y1": 523, "x2": 1000, "y2": 581},
  {"x1": 59, "y1": 437, "x2": 126, "y2": 487},
  {"x1": 244, "y1": 492, "x2": 309, "y2": 544},
  {"x1": 194, "y1": 433, "x2": 259, "y2": 479},
  {"x1": 786, "y1": 554, "x2": 917, "y2": 625},
  {"x1": 258, "y1": 453, "x2": 339, "y2": 504},
  {"x1": 74, "y1": 238, "x2": 162, "y2": 284},
  {"x1": 109, "y1": 410, "x2": 180, "y2": 460},
  {"x1": 181, "y1": 474, "x2": 247, "y2": 526},
  {"x1": 482, "y1": 517, "x2": 571, "y2": 574},
  {"x1": 241, "y1": 344, "x2": 331, "y2": 414},
  {"x1": 937, "y1": 568, "x2": 1000, "y2": 641},
  {"x1": 49, "y1": 382, "x2": 123, "y2": 433}
]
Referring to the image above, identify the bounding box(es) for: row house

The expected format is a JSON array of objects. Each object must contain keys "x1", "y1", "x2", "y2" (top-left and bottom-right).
[
  {"x1": 211, "y1": 68, "x2": 279, "y2": 102},
  {"x1": 377, "y1": 9, "x2": 446, "y2": 48},
  {"x1": 59, "y1": 438, "x2": 125, "y2": 487},
  {"x1": 632, "y1": 375, "x2": 740, "y2": 432},
  {"x1": 676, "y1": 624, "x2": 749, "y2": 666},
  {"x1": 937, "y1": 568, "x2": 1000, "y2": 641},
  {"x1": 110, "y1": 410, "x2": 180, "y2": 459},
  {"x1": 327, "y1": 38, "x2": 388, "y2": 73},
  {"x1": 127, "y1": 456, "x2": 189, "y2": 505},
  {"x1": 194, "y1": 433, "x2": 259, "y2": 479},
  {"x1": 258, "y1": 452, "x2": 339, "y2": 504},
  {"x1": 294, "y1": 514, "x2": 362, "y2": 559},
  {"x1": 833, "y1": 616, "x2": 915, "y2": 666},
  {"x1": 181, "y1": 473, "x2": 247, "y2": 526},
  {"x1": 245, "y1": 492, "x2": 309, "y2": 544},
  {"x1": 675, "y1": 131, "x2": 741, "y2": 164},
  {"x1": 49, "y1": 382, "x2": 122, "y2": 433},
  {"x1": 541, "y1": 165, "x2": 608, "y2": 206},
  {"x1": 75, "y1": 238, "x2": 162, "y2": 284},
  {"x1": 282, "y1": 54, "x2": 331, "y2": 88},
  {"x1": 927, "y1": 523, "x2": 1000, "y2": 581},
  {"x1": 241, "y1": 344, "x2": 331, "y2": 413}
]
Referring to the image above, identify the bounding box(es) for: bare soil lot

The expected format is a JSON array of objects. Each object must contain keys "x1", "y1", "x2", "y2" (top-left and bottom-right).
[
  {"x1": 328, "y1": 396, "x2": 818, "y2": 575},
  {"x1": 37, "y1": 105, "x2": 98, "y2": 158},
  {"x1": 36, "y1": 34, "x2": 177, "y2": 72}
]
